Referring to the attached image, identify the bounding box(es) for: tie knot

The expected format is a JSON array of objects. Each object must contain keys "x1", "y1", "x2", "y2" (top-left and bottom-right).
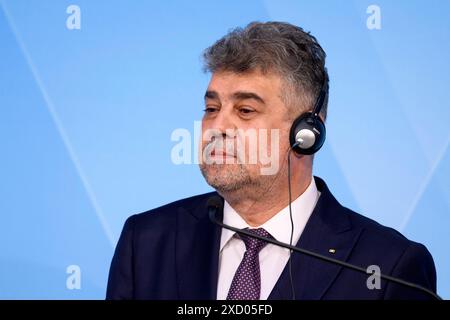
[{"x1": 238, "y1": 228, "x2": 271, "y2": 253}]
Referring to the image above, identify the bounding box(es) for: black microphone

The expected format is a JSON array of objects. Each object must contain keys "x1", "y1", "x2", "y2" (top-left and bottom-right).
[{"x1": 207, "y1": 196, "x2": 441, "y2": 300}]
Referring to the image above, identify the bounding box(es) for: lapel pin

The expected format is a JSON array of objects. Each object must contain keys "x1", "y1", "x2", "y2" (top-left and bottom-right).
[{"x1": 328, "y1": 248, "x2": 336, "y2": 254}]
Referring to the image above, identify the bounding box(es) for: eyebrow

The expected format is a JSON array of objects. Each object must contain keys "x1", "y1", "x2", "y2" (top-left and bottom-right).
[
  {"x1": 204, "y1": 90, "x2": 219, "y2": 100},
  {"x1": 204, "y1": 90, "x2": 266, "y2": 105}
]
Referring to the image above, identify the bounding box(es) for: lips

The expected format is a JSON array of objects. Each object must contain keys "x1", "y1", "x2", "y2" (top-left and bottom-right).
[{"x1": 211, "y1": 150, "x2": 236, "y2": 158}]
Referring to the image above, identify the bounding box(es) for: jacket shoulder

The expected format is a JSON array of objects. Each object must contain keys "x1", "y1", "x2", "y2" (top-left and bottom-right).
[
  {"x1": 343, "y1": 206, "x2": 434, "y2": 274},
  {"x1": 126, "y1": 191, "x2": 217, "y2": 231},
  {"x1": 345, "y1": 206, "x2": 423, "y2": 250}
]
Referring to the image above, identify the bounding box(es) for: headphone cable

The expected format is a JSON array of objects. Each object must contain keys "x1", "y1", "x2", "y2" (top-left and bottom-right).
[{"x1": 287, "y1": 142, "x2": 300, "y2": 300}]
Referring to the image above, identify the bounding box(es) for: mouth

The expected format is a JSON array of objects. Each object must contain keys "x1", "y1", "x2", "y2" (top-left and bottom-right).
[
  {"x1": 211, "y1": 150, "x2": 236, "y2": 158},
  {"x1": 209, "y1": 152, "x2": 237, "y2": 163},
  {"x1": 207, "y1": 149, "x2": 238, "y2": 163}
]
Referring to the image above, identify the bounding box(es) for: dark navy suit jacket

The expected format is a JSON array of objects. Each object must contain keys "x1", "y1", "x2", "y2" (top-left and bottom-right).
[{"x1": 106, "y1": 176, "x2": 437, "y2": 300}]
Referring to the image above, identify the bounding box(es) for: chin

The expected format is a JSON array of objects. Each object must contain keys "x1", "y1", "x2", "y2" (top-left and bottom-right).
[{"x1": 200, "y1": 165, "x2": 251, "y2": 193}]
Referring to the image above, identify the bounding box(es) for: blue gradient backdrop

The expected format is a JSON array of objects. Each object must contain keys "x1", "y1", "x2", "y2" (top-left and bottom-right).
[{"x1": 0, "y1": 0, "x2": 449, "y2": 299}]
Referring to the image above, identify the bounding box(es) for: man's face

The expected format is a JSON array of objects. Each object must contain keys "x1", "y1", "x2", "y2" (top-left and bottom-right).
[{"x1": 199, "y1": 70, "x2": 293, "y2": 193}]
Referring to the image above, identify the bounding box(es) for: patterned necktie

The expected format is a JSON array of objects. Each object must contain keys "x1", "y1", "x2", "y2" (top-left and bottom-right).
[{"x1": 226, "y1": 228, "x2": 271, "y2": 300}]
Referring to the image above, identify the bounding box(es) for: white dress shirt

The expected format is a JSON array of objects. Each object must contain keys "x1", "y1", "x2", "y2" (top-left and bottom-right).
[{"x1": 216, "y1": 177, "x2": 320, "y2": 300}]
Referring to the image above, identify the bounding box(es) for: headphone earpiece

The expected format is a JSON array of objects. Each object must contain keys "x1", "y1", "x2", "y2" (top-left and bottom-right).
[
  {"x1": 289, "y1": 112, "x2": 326, "y2": 155},
  {"x1": 289, "y1": 80, "x2": 328, "y2": 155}
]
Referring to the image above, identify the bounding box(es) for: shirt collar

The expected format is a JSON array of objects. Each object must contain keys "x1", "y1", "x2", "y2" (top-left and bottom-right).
[{"x1": 219, "y1": 176, "x2": 320, "y2": 252}]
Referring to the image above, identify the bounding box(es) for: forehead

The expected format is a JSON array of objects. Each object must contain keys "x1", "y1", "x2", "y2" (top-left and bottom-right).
[{"x1": 207, "y1": 70, "x2": 283, "y2": 96}]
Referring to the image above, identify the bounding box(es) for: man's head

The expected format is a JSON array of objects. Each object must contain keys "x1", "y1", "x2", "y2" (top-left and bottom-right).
[{"x1": 199, "y1": 21, "x2": 328, "y2": 197}]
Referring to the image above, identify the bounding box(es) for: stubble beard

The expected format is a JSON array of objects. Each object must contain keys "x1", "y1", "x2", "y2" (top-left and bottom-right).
[{"x1": 199, "y1": 162, "x2": 258, "y2": 193}]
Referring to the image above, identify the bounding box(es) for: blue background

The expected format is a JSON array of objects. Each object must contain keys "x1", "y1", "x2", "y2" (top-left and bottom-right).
[{"x1": 0, "y1": 0, "x2": 449, "y2": 299}]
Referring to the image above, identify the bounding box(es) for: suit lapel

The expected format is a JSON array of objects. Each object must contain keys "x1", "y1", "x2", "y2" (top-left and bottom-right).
[
  {"x1": 174, "y1": 178, "x2": 363, "y2": 300},
  {"x1": 268, "y1": 177, "x2": 363, "y2": 300},
  {"x1": 175, "y1": 193, "x2": 223, "y2": 299}
]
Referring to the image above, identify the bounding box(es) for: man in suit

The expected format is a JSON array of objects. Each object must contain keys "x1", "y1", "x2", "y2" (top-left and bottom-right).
[{"x1": 106, "y1": 21, "x2": 437, "y2": 300}]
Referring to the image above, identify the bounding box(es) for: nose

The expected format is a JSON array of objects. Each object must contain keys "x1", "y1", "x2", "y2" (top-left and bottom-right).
[{"x1": 206, "y1": 107, "x2": 236, "y2": 139}]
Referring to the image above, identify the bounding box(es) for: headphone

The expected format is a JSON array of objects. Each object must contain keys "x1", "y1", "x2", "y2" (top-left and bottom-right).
[{"x1": 289, "y1": 79, "x2": 328, "y2": 155}]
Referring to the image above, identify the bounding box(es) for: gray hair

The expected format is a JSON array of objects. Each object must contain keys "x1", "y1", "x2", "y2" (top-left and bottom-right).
[{"x1": 202, "y1": 21, "x2": 329, "y2": 121}]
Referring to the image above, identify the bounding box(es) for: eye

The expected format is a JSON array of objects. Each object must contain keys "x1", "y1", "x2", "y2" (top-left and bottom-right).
[
  {"x1": 203, "y1": 106, "x2": 219, "y2": 114},
  {"x1": 238, "y1": 107, "x2": 256, "y2": 116}
]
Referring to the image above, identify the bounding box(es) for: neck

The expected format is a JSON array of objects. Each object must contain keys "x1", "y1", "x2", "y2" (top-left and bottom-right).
[{"x1": 220, "y1": 159, "x2": 313, "y2": 227}]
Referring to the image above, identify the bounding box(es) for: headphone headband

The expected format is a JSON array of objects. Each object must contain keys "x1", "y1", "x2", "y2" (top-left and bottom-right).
[{"x1": 311, "y1": 76, "x2": 328, "y2": 119}]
